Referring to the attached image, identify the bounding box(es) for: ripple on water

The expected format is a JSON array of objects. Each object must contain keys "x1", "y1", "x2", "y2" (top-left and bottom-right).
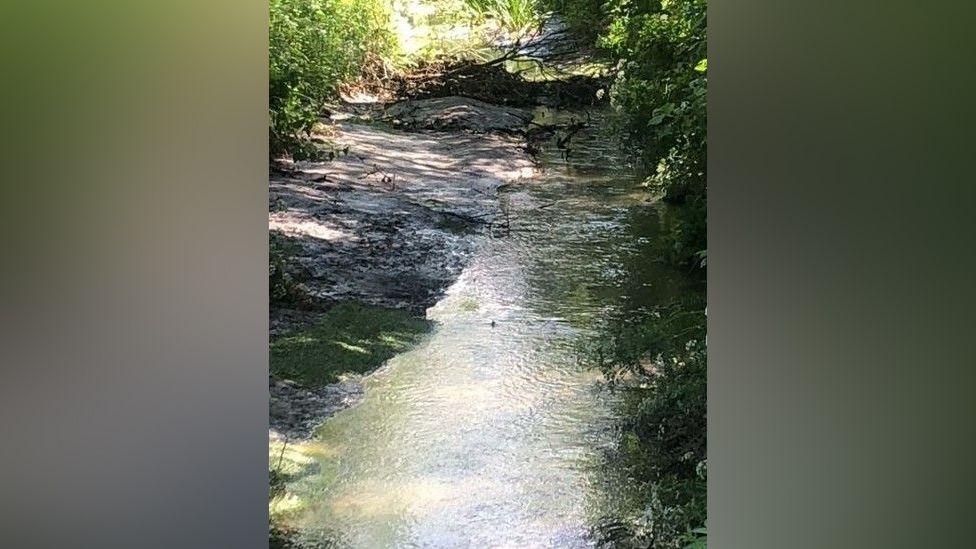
[{"x1": 276, "y1": 108, "x2": 691, "y2": 547}]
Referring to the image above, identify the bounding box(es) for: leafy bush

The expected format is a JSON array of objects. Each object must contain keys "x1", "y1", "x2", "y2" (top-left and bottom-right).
[
  {"x1": 601, "y1": 0, "x2": 706, "y2": 267},
  {"x1": 592, "y1": 298, "x2": 707, "y2": 548},
  {"x1": 679, "y1": 526, "x2": 707, "y2": 549},
  {"x1": 538, "y1": 0, "x2": 606, "y2": 40},
  {"x1": 270, "y1": 233, "x2": 308, "y2": 305},
  {"x1": 463, "y1": 0, "x2": 541, "y2": 32},
  {"x1": 532, "y1": 1, "x2": 708, "y2": 542},
  {"x1": 598, "y1": 301, "x2": 706, "y2": 472},
  {"x1": 544, "y1": 0, "x2": 707, "y2": 267},
  {"x1": 269, "y1": 0, "x2": 395, "y2": 153}
]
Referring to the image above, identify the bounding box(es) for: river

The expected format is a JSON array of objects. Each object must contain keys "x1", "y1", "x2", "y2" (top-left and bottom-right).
[{"x1": 274, "y1": 106, "x2": 698, "y2": 547}]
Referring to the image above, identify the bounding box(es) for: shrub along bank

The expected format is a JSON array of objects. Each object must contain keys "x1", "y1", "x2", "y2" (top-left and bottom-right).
[
  {"x1": 269, "y1": 0, "x2": 396, "y2": 155},
  {"x1": 544, "y1": 0, "x2": 708, "y2": 546},
  {"x1": 594, "y1": 298, "x2": 706, "y2": 547},
  {"x1": 547, "y1": 0, "x2": 706, "y2": 267},
  {"x1": 267, "y1": 1, "x2": 707, "y2": 544}
]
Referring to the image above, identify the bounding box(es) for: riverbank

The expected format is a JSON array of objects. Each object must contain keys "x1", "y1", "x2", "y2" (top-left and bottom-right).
[
  {"x1": 268, "y1": 8, "x2": 706, "y2": 546},
  {"x1": 267, "y1": 20, "x2": 617, "y2": 441},
  {"x1": 267, "y1": 88, "x2": 697, "y2": 546},
  {"x1": 269, "y1": 95, "x2": 544, "y2": 440}
]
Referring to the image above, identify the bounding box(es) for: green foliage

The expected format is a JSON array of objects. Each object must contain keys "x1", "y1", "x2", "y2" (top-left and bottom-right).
[
  {"x1": 591, "y1": 297, "x2": 706, "y2": 548},
  {"x1": 269, "y1": 0, "x2": 395, "y2": 153},
  {"x1": 635, "y1": 349, "x2": 706, "y2": 475},
  {"x1": 633, "y1": 471, "x2": 706, "y2": 548},
  {"x1": 599, "y1": 300, "x2": 705, "y2": 471},
  {"x1": 538, "y1": 0, "x2": 606, "y2": 40},
  {"x1": 270, "y1": 302, "x2": 431, "y2": 386},
  {"x1": 546, "y1": 0, "x2": 707, "y2": 267},
  {"x1": 565, "y1": 6, "x2": 708, "y2": 537},
  {"x1": 680, "y1": 526, "x2": 707, "y2": 549},
  {"x1": 270, "y1": 233, "x2": 308, "y2": 305},
  {"x1": 603, "y1": 0, "x2": 706, "y2": 267},
  {"x1": 463, "y1": 0, "x2": 541, "y2": 32},
  {"x1": 270, "y1": 234, "x2": 296, "y2": 303},
  {"x1": 663, "y1": 190, "x2": 706, "y2": 266}
]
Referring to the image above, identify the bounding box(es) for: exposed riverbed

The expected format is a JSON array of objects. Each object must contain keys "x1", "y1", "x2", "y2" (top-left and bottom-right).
[{"x1": 270, "y1": 100, "x2": 698, "y2": 545}]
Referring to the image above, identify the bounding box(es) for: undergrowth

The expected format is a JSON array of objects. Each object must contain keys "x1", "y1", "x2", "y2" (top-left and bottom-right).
[
  {"x1": 588, "y1": 297, "x2": 707, "y2": 548},
  {"x1": 544, "y1": 0, "x2": 707, "y2": 268},
  {"x1": 269, "y1": 0, "x2": 395, "y2": 155},
  {"x1": 270, "y1": 302, "x2": 431, "y2": 386},
  {"x1": 269, "y1": 232, "x2": 309, "y2": 306},
  {"x1": 463, "y1": 0, "x2": 541, "y2": 33}
]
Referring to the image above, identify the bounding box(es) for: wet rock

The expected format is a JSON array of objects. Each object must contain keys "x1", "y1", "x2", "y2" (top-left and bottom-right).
[
  {"x1": 385, "y1": 96, "x2": 533, "y2": 133},
  {"x1": 270, "y1": 121, "x2": 535, "y2": 314},
  {"x1": 269, "y1": 375, "x2": 365, "y2": 441}
]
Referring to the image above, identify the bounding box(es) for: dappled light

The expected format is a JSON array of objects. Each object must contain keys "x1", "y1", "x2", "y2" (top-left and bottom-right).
[
  {"x1": 271, "y1": 101, "x2": 700, "y2": 545},
  {"x1": 269, "y1": 215, "x2": 359, "y2": 243},
  {"x1": 269, "y1": 0, "x2": 705, "y2": 546},
  {"x1": 269, "y1": 113, "x2": 536, "y2": 312},
  {"x1": 270, "y1": 302, "x2": 432, "y2": 386}
]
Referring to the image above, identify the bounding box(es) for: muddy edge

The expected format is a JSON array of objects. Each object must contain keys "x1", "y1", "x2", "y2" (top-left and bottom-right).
[{"x1": 269, "y1": 97, "x2": 541, "y2": 441}]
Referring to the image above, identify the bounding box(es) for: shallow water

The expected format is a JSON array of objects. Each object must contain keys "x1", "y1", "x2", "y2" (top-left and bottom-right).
[{"x1": 280, "y1": 109, "x2": 695, "y2": 547}]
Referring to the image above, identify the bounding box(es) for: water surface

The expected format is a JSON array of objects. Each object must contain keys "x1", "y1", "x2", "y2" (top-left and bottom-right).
[{"x1": 280, "y1": 109, "x2": 694, "y2": 547}]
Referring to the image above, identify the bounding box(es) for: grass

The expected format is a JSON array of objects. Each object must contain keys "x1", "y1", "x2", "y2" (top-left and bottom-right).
[
  {"x1": 270, "y1": 302, "x2": 432, "y2": 386},
  {"x1": 268, "y1": 302, "x2": 429, "y2": 543},
  {"x1": 463, "y1": 0, "x2": 540, "y2": 33}
]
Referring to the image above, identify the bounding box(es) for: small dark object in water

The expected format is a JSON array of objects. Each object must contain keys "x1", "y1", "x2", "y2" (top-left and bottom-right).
[{"x1": 490, "y1": 320, "x2": 496, "y2": 328}]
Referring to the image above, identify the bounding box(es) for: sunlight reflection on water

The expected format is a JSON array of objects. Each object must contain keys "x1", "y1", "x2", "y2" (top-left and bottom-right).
[{"x1": 279, "y1": 108, "x2": 692, "y2": 547}]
